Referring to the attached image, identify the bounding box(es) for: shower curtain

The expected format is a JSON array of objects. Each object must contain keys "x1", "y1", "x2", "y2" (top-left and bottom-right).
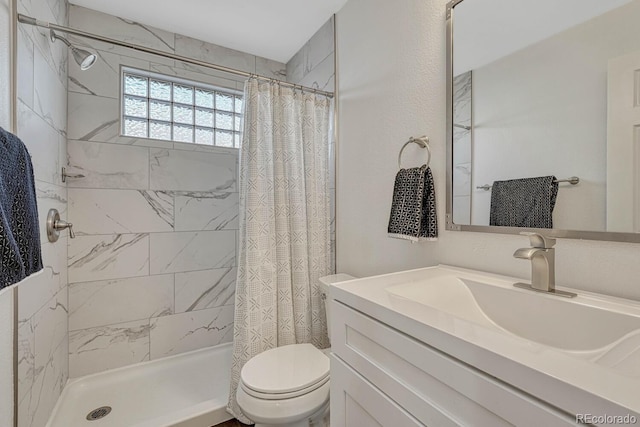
[{"x1": 228, "y1": 77, "x2": 332, "y2": 422}]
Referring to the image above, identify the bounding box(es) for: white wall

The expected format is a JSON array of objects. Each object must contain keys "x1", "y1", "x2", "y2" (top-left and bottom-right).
[
  {"x1": 336, "y1": 0, "x2": 440, "y2": 276},
  {"x1": 470, "y1": 0, "x2": 640, "y2": 231},
  {"x1": 336, "y1": 0, "x2": 640, "y2": 301}
]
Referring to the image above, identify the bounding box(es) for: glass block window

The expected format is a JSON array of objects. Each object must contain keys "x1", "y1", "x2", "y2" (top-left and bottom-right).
[{"x1": 122, "y1": 68, "x2": 243, "y2": 147}]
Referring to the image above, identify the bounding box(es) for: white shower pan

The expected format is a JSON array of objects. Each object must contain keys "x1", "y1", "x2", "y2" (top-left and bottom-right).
[{"x1": 47, "y1": 343, "x2": 233, "y2": 427}]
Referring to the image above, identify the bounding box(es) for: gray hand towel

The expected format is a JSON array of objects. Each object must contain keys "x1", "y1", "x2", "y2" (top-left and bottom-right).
[
  {"x1": 0, "y1": 127, "x2": 43, "y2": 290},
  {"x1": 388, "y1": 165, "x2": 438, "y2": 241},
  {"x1": 489, "y1": 176, "x2": 558, "y2": 228}
]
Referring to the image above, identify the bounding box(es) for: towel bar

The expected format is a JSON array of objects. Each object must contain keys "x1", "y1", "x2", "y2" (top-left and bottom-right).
[
  {"x1": 476, "y1": 176, "x2": 580, "y2": 191},
  {"x1": 398, "y1": 136, "x2": 431, "y2": 169}
]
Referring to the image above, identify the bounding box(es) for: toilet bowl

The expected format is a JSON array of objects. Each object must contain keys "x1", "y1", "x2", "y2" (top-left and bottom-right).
[{"x1": 236, "y1": 274, "x2": 355, "y2": 427}]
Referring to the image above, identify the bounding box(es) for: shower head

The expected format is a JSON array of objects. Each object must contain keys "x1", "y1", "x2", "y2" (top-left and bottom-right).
[{"x1": 50, "y1": 30, "x2": 97, "y2": 71}]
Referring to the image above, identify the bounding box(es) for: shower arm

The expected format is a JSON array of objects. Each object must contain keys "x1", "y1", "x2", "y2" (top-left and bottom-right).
[{"x1": 50, "y1": 30, "x2": 70, "y2": 46}]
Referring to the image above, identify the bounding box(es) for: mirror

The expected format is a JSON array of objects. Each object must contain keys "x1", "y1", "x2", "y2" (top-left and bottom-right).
[{"x1": 446, "y1": 0, "x2": 640, "y2": 242}]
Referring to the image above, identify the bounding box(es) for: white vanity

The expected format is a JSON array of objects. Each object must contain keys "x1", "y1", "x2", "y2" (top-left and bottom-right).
[{"x1": 329, "y1": 266, "x2": 640, "y2": 426}]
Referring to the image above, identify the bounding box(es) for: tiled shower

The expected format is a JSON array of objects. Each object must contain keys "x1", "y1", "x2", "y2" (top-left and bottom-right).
[{"x1": 12, "y1": 0, "x2": 335, "y2": 425}]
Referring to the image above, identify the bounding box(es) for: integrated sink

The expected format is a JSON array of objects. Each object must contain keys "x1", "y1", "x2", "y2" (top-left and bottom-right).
[
  {"x1": 386, "y1": 272, "x2": 640, "y2": 352},
  {"x1": 382, "y1": 266, "x2": 640, "y2": 378},
  {"x1": 331, "y1": 264, "x2": 640, "y2": 418}
]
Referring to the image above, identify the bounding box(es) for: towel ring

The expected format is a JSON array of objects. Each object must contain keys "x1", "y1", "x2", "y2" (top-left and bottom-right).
[{"x1": 398, "y1": 136, "x2": 431, "y2": 170}]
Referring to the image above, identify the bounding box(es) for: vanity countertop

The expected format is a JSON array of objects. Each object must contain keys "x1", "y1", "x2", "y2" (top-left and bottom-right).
[{"x1": 330, "y1": 265, "x2": 640, "y2": 419}]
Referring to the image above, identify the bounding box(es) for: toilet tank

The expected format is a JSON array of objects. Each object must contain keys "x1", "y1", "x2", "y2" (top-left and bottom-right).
[{"x1": 319, "y1": 274, "x2": 356, "y2": 341}]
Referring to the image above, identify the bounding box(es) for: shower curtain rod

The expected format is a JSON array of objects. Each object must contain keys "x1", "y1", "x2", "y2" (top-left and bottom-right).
[{"x1": 17, "y1": 13, "x2": 335, "y2": 98}]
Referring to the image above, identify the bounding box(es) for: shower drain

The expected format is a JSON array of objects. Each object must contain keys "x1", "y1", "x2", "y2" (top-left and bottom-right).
[{"x1": 86, "y1": 406, "x2": 112, "y2": 421}]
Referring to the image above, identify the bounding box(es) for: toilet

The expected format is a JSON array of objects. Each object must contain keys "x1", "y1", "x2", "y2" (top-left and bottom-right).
[{"x1": 236, "y1": 274, "x2": 356, "y2": 427}]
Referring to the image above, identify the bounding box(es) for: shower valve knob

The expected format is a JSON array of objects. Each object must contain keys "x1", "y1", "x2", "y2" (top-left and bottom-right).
[
  {"x1": 46, "y1": 209, "x2": 76, "y2": 242},
  {"x1": 55, "y1": 219, "x2": 75, "y2": 239}
]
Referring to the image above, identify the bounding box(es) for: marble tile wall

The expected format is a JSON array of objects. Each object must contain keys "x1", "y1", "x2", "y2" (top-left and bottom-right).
[
  {"x1": 452, "y1": 71, "x2": 472, "y2": 225},
  {"x1": 0, "y1": 0, "x2": 9, "y2": 130},
  {"x1": 0, "y1": 1, "x2": 13, "y2": 424},
  {"x1": 15, "y1": 0, "x2": 70, "y2": 425},
  {"x1": 65, "y1": 5, "x2": 286, "y2": 377},
  {"x1": 286, "y1": 17, "x2": 336, "y2": 273}
]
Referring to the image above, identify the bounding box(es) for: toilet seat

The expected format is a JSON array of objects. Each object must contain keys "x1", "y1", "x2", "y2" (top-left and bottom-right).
[{"x1": 240, "y1": 344, "x2": 330, "y2": 400}]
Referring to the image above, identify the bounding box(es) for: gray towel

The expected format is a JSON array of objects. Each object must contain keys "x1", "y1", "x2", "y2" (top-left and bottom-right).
[
  {"x1": 388, "y1": 165, "x2": 438, "y2": 241},
  {"x1": 489, "y1": 176, "x2": 558, "y2": 228},
  {"x1": 0, "y1": 127, "x2": 42, "y2": 290}
]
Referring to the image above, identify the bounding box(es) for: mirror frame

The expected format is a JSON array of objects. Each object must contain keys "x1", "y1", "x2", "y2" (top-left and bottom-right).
[{"x1": 445, "y1": 0, "x2": 640, "y2": 243}]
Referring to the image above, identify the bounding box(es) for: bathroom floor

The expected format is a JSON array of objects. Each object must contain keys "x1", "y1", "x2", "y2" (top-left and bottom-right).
[{"x1": 214, "y1": 419, "x2": 252, "y2": 427}]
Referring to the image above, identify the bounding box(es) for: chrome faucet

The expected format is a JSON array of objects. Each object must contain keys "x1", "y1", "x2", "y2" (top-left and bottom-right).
[{"x1": 513, "y1": 233, "x2": 576, "y2": 298}]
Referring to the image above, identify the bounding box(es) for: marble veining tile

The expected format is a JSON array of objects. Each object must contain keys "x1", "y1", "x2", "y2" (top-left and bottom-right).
[
  {"x1": 46, "y1": 0, "x2": 67, "y2": 25},
  {"x1": 70, "y1": 5, "x2": 175, "y2": 54},
  {"x1": 174, "y1": 34, "x2": 255, "y2": 74},
  {"x1": 68, "y1": 233, "x2": 150, "y2": 283},
  {"x1": 69, "y1": 319, "x2": 151, "y2": 378},
  {"x1": 255, "y1": 57, "x2": 287, "y2": 80},
  {"x1": 174, "y1": 191, "x2": 238, "y2": 231},
  {"x1": 286, "y1": 17, "x2": 333, "y2": 86},
  {"x1": 17, "y1": 0, "x2": 32, "y2": 15},
  {"x1": 17, "y1": 100, "x2": 60, "y2": 185},
  {"x1": 67, "y1": 92, "x2": 120, "y2": 142},
  {"x1": 330, "y1": 239, "x2": 336, "y2": 274},
  {"x1": 41, "y1": 237, "x2": 68, "y2": 295},
  {"x1": 33, "y1": 27, "x2": 67, "y2": 89},
  {"x1": 330, "y1": 188, "x2": 336, "y2": 233},
  {"x1": 17, "y1": 319, "x2": 35, "y2": 403},
  {"x1": 150, "y1": 62, "x2": 241, "y2": 92},
  {"x1": 175, "y1": 267, "x2": 236, "y2": 313},
  {"x1": 286, "y1": 46, "x2": 305, "y2": 84},
  {"x1": 150, "y1": 148, "x2": 236, "y2": 192},
  {"x1": 329, "y1": 139, "x2": 335, "y2": 189},
  {"x1": 453, "y1": 132, "x2": 471, "y2": 164},
  {"x1": 18, "y1": 392, "x2": 29, "y2": 427},
  {"x1": 35, "y1": 181, "x2": 67, "y2": 240},
  {"x1": 33, "y1": 288, "x2": 68, "y2": 371},
  {"x1": 150, "y1": 230, "x2": 235, "y2": 274},
  {"x1": 67, "y1": 92, "x2": 172, "y2": 148},
  {"x1": 33, "y1": 45, "x2": 67, "y2": 134},
  {"x1": 453, "y1": 195, "x2": 472, "y2": 225},
  {"x1": 19, "y1": 335, "x2": 68, "y2": 427},
  {"x1": 17, "y1": 26, "x2": 34, "y2": 108},
  {"x1": 150, "y1": 305, "x2": 234, "y2": 359},
  {"x1": 18, "y1": 264, "x2": 63, "y2": 323},
  {"x1": 67, "y1": 140, "x2": 149, "y2": 189},
  {"x1": 297, "y1": 54, "x2": 335, "y2": 92},
  {"x1": 171, "y1": 141, "x2": 238, "y2": 155},
  {"x1": 69, "y1": 189, "x2": 173, "y2": 235},
  {"x1": 69, "y1": 274, "x2": 174, "y2": 330},
  {"x1": 306, "y1": 18, "x2": 334, "y2": 75},
  {"x1": 453, "y1": 162, "x2": 472, "y2": 197},
  {"x1": 68, "y1": 48, "x2": 149, "y2": 99},
  {"x1": 453, "y1": 125, "x2": 470, "y2": 146},
  {"x1": 453, "y1": 71, "x2": 472, "y2": 127},
  {"x1": 27, "y1": 0, "x2": 67, "y2": 88}
]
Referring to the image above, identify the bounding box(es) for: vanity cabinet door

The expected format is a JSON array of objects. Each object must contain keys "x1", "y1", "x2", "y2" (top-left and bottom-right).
[
  {"x1": 330, "y1": 355, "x2": 427, "y2": 427},
  {"x1": 331, "y1": 300, "x2": 578, "y2": 427}
]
